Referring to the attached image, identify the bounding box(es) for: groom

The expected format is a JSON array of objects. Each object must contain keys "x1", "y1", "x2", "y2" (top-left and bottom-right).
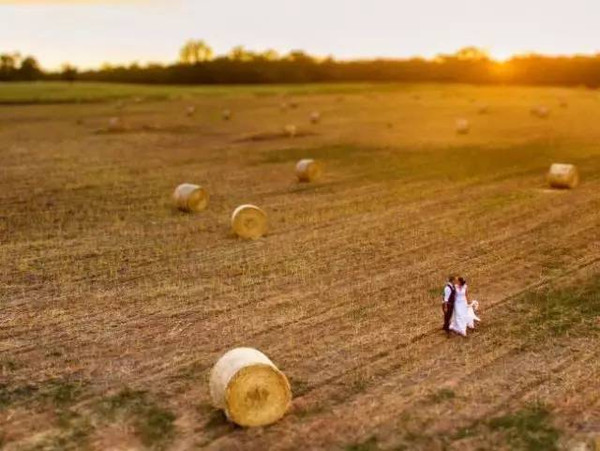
[{"x1": 442, "y1": 275, "x2": 458, "y2": 334}]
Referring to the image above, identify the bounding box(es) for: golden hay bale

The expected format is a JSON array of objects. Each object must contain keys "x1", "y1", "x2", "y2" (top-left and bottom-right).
[
  {"x1": 222, "y1": 109, "x2": 232, "y2": 121},
  {"x1": 295, "y1": 159, "x2": 322, "y2": 183},
  {"x1": 531, "y1": 105, "x2": 550, "y2": 118},
  {"x1": 559, "y1": 99, "x2": 568, "y2": 108},
  {"x1": 186, "y1": 106, "x2": 196, "y2": 117},
  {"x1": 547, "y1": 163, "x2": 580, "y2": 189},
  {"x1": 107, "y1": 117, "x2": 124, "y2": 132},
  {"x1": 283, "y1": 124, "x2": 297, "y2": 138},
  {"x1": 231, "y1": 205, "x2": 268, "y2": 239},
  {"x1": 455, "y1": 118, "x2": 470, "y2": 135},
  {"x1": 310, "y1": 111, "x2": 321, "y2": 124},
  {"x1": 477, "y1": 105, "x2": 490, "y2": 115},
  {"x1": 209, "y1": 348, "x2": 291, "y2": 427},
  {"x1": 173, "y1": 184, "x2": 209, "y2": 212}
]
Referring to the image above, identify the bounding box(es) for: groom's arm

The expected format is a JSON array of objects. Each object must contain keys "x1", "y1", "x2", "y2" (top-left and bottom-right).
[{"x1": 442, "y1": 286, "x2": 451, "y2": 312}]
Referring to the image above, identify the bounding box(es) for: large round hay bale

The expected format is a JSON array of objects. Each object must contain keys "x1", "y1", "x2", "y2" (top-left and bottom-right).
[
  {"x1": 209, "y1": 347, "x2": 291, "y2": 427},
  {"x1": 456, "y1": 118, "x2": 470, "y2": 135},
  {"x1": 310, "y1": 111, "x2": 321, "y2": 124},
  {"x1": 222, "y1": 109, "x2": 232, "y2": 121},
  {"x1": 173, "y1": 184, "x2": 209, "y2": 212},
  {"x1": 547, "y1": 164, "x2": 579, "y2": 189},
  {"x1": 283, "y1": 124, "x2": 297, "y2": 138},
  {"x1": 295, "y1": 159, "x2": 322, "y2": 183},
  {"x1": 186, "y1": 106, "x2": 196, "y2": 117},
  {"x1": 531, "y1": 105, "x2": 550, "y2": 118},
  {"x1": 107, "y1": 117, "x2": 124, "y2": 132},
  {"x1": 231, "y1": 205, "x2": 268, "y2": 239}
]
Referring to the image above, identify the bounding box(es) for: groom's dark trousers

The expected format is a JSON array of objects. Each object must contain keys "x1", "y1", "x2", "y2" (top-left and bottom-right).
[
  {"x1": 443, "y1": 282, "x2": 456, "y2": 332},
  {"x1": 443, "y1": 299, "x2": 454, "y2": 332}
]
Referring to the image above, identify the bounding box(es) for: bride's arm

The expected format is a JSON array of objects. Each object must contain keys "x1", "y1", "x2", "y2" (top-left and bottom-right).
[{"x1": 465, "y1": 286, "x2": 470, "y2": 303}]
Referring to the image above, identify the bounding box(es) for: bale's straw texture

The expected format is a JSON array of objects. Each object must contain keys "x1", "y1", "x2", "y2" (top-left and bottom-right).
[
  {"x1": 310, "y1": 112, "x2": 321, "y2": 124},
  {"x1": 231, "y1": 205, "x2": 268, "y2": 239},
  {"x1": 547, "y1": 163, "x2": 579, "y2": 189},
  {"x1": 210, "y1": 348, "x2": 291, "y2": 427},
  {"x1": 295, "y1": 159, "x2": 322, "y2": 183},
  {"x1": 173, "y1": 184, "x2": 209, "y2": 212},
  {"x1": 455, "y1": 119, "x2": 470, "y2": 135},
  {"x1": 284, "y1": 124, "x2": 297, "y2": 138}
]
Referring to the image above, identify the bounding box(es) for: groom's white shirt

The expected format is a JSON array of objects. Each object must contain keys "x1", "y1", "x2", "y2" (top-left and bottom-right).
[{"x1": 443, "y1": 284, "x2": 453, "y2": 304}]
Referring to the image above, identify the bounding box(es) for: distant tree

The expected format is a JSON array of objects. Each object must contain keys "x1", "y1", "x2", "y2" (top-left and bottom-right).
[
  {"x1": 449, "y1": 47, "x2": 490, "y2": 61},
  {"x1": 61, "y1": 63, "x2": 78, "y2": 82},
  {"x1": 286, "y1": 50, "x2": 314, "y2": 63},
  {"x1": 18, "y1": 56, "x2": 42, "y2": 80},
  {"x1": 227, "y1": 46, "x2": 256, "y2": 62},
  {"x1": 260, "y1": 49, "x2": 280, "y2": 61},
  {"x1": 0, "y1": 53, "x2": 19, "y2": 80},
  {"x1": 179, "y1": 40, "x2": 213, "y2": 64}
]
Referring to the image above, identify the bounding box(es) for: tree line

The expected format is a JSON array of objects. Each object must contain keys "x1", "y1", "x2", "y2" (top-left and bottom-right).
[{"x1": 2, "y1": 42, "x2": 600, "y2": 87}]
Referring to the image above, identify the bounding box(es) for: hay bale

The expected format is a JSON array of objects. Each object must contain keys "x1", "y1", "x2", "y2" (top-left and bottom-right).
[
  {"x1": 107, "y1": 117, "x2": 124, "y2": 132},
  {"x1": 455, "y1": 118, "x2": 470, "y2": 135},
  {"x1": 559, "y1": 99, "x2": 568, "y2": 108},
  {"x1": 231, "y1": 205, "x2": 268, "y2": 239},
  {"x1": 295, "y1": 159, "x2": 322, "y2": 183},
  {"x1": 209, "y1": 347, "x2": 291, "y2": 427},
  {"x1": 222, "y1": 109, "x2": 232, "y2": 121},
  {"x1": 547, "y1": 163, "x2": 579, "y2": 189},
  {"x1": 477, "y1": 105, "x2": 490, "y2": 115},
  {"x1": 310, "y1": 111, "x2": 321, "y2": 124},
  {"x1": 186, "y1": 106, "x2": 196, "y2": 117},
  {"x1": 283, "y1": 124, "x2": 297, "y2": 138},
  {"x1": 173, "y1": 184, "x2": 209, "y2": 212},
  {"x1": 531, "y1": 106, "x2": 550, "y2": 118}
]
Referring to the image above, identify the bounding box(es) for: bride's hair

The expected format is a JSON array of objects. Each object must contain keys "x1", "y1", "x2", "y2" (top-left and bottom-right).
[{"x1": 458, "y1": 277, "x2": 467, "y2": 286}]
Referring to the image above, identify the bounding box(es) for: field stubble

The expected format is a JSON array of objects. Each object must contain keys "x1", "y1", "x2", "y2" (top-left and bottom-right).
[{"x1": 0, "y1": 82, "x2": 599, "y2": 450}]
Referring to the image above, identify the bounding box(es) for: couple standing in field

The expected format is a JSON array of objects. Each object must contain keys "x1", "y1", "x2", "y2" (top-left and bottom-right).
[{"x1": 442, "y1": 275, "x2": 481, "y2": 337}]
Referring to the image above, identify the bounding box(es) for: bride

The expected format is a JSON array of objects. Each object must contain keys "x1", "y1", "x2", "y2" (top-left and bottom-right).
[{"x1": 450, "y1": 277, "x2": 480, "y2": 337}]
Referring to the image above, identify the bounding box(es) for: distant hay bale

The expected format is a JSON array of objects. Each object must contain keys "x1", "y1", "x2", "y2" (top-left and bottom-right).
[
  {"x1": 309, "y1": 111, "x2": 321, "y2": 124},
  {"x1": 107, "y1": 117, "x2": 124, "y2": 132},
  {"x1": 280, "y1": 102, "x2": 289, "y2": 111},
  {"x1": 283, "y1": 124, "x2": 297, "y2": 138},
  {"x1": 231, "y1": 205, "x2": 268, "y2": 239},
  {"x1": 173, "y1": 184, "x2": 209, "y2": 212},
  {"x1": 547, "y1": 163, "x2": 579, "y2": 189},
  {"x1": 531, "y1": 105, "x2": 550, "y2": 118},
  {"x1": 289, "y1": 101, "x2": 299, "y2": 109},
  {"x1": 455, "y1": 118, "x2": 470, "y2": 135},
  {"x1": 222, "y1": 109, "x2": 232, "y2": 121},
  {"x1": 186, "y1": 106, "x2": 196, "y2": 117},
  {"x1": 477, "y1": 105, "x2": 490, "y2": 115},
  {"x1": 559, "y1": 99, "x2": 568, "y2": 108},
  {"x1": 209, "y1": 347, "x2": 291, "y2": 427},
  {"x1": 295, "y1": 159, "x2": 322, "y2": 183}
]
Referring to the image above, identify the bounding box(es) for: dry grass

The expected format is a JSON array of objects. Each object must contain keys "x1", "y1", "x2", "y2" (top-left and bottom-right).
[{"x1": 1, "y1": 82, "x2": 599, "y2": 450}]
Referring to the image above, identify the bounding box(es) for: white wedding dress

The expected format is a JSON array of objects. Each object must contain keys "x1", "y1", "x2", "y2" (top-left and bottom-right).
[{"x1": 450, "y1": 284, "x2": 481, "y2": 336}]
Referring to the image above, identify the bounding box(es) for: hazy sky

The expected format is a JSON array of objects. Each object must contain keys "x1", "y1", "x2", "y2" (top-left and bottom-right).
[{"x1": 1, "y1": 0, "x2": 599, "y2": 70}]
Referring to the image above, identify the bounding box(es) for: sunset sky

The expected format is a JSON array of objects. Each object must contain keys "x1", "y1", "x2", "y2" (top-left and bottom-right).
[{"x1": 1, "y1": 0, "x2": 599, "y2": 70}]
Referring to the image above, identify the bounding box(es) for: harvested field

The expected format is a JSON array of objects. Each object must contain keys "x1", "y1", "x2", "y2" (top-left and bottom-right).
[{"x1": 1, "y1": 82, "x2": 599, "y2": 450}]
